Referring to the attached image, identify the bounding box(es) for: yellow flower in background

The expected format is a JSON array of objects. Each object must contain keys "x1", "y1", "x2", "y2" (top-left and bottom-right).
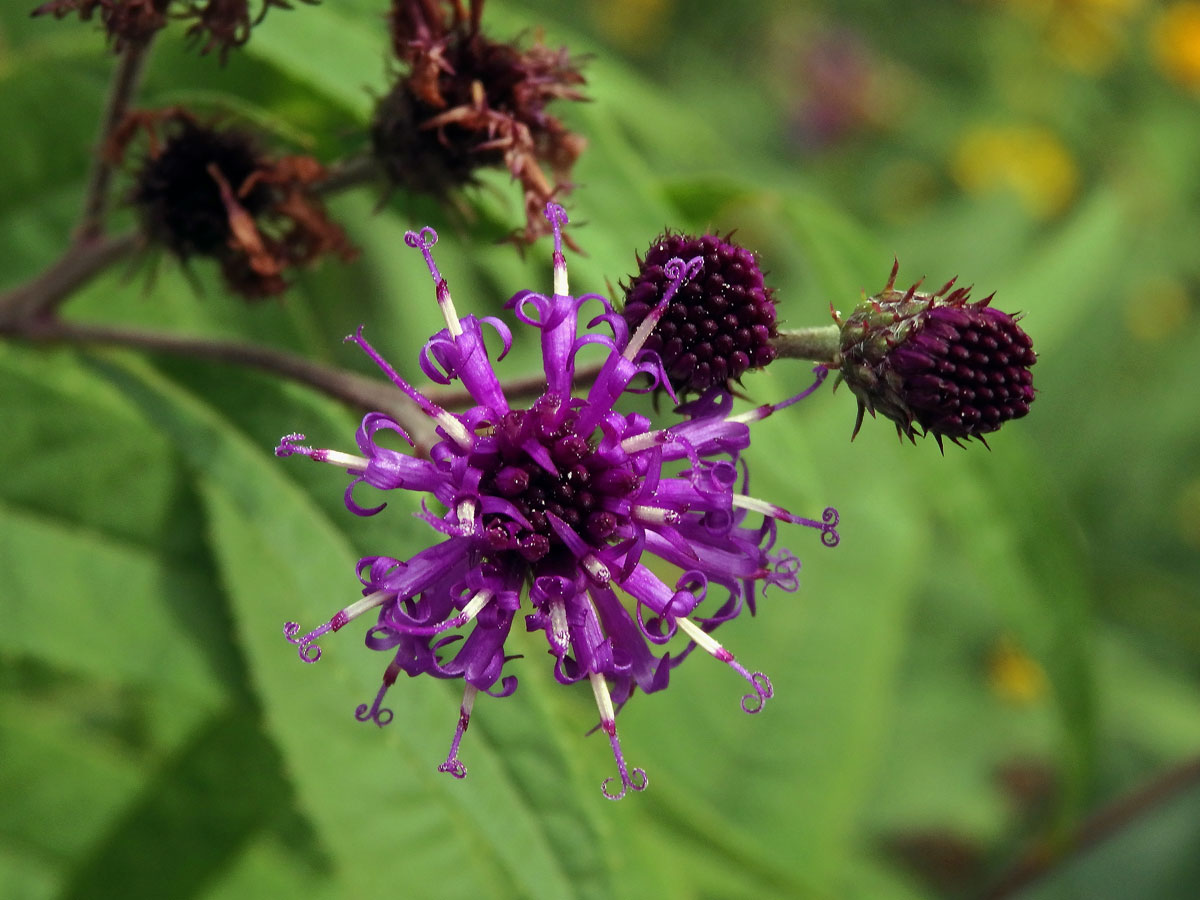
[
  {"x1": 950, "y1": 124, "x2": 1079, "y2": 219},
  {"x1": 591, "y1": 0, "x2": 675, "y2": 52},
  {"x1": 987, "y1": 636, "x2": 1048, "y2": 705},
  {"x1": 1125, "y1": 277, "x2": 1192, "y2": 342},
  {"x1": 1003, "y1": 0, "x2": 1146, "y2": 74},
  {"x1": 1152, "y1": 2, "x2": 1200, "y2": 92}
]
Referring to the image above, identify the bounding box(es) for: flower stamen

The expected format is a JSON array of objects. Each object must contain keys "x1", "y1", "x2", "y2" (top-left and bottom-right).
[
  {"x1": 732, "y1": 497, "x2": 841, "y2": 547},
  {"x1": 400, "y1": 588, "x2": 494, "y2": 636},
  {"x1": 728, "y1": 365, "x2": 830, "y2": 424},
  {"x1": 275, "y1": 433, "x2": 370, "y2": 470},
  {"x1": 283, "y1": 590, "x2": 390, "y2": 663},
  {"x1": 404, "y1": 226, "x2": 463, "y2": 338},
  {"x1": 346, "y1": 326, "x2": 473, "y2": 449},
  {"x1": 675, "y1": 615, "x2": 774, "y2": 713},
  {"x1": 620, "y1": 429, "x2": 673, "y2": 455},
  {"x1": 438, "y1": 684, "x2": 478, "y2": 779},
  {"x1": 546, "y1": 203, "x2": 570, "y2": 297},
  {"x1": 549, "y1": 598, "x2": 570, "y2": 654},
  {"x1": 631, "y1": 504, "x2": 681, "y2": 525},
  {"x1": 624, "y1": 256, "x2": 704, "y2": 361},
  {"x1": 591, "y1": 672, "x2": 648, "y2": 800}
]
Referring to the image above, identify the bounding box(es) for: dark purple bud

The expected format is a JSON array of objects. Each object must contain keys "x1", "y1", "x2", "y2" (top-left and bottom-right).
[
  {"x1": 623, "y1": 232, "x2": 778, "y2": 396},
  {"x1": 834, "y1": 261, "x2": 1036, "y2": 447}
]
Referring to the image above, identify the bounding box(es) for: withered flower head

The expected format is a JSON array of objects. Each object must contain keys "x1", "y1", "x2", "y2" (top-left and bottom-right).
[
  {"x1": 371, "y1": 0, "x2": 587, "y2": 245},
  {"x1": 31, "y1": 0, "x2": 169, "y2": 51},
  {"x1": 115, "y1": 108, "x2": 356, "y2": 299},
  {"x1": 622, "y1": 232, "x2": 779, "y2": 397},
  {"x1": 31, "y1": 0, "x2": 317, "y2": 61},
  {"x1": 834, "y1": 261, "x2": 1036, "y2": 448}
]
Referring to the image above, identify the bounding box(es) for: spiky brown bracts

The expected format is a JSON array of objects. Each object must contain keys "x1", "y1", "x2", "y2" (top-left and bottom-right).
[
  {"x1": 372, "y1": 0, "x2": 587, "y2": 245},
  {"x1": 114, "y1": 108, "x2": 356, "y2": 299}
]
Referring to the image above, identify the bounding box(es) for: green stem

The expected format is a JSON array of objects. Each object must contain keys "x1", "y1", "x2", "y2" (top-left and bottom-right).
[{"x1": 770, "y1": 325, "x2": 841, "y2": 365}]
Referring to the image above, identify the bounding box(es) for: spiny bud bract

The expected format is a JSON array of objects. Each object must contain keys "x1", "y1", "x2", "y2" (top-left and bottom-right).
[
  {"x1": 623, "y1": 232, "x2": 778, "y2": 397},
  {"x1": 835, "y1": 261, "x2": 1036, "y2": 447}
]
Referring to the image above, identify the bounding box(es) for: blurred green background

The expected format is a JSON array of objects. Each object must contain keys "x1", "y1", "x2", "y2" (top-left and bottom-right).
[{"x1": 2, "y1": 1, "x2": 1199, "y2": 898}]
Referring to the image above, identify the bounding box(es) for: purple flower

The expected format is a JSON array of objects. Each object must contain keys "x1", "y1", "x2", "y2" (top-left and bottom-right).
[{"x1": 277, "y1": 203, "x2": 838, "y2": 799}]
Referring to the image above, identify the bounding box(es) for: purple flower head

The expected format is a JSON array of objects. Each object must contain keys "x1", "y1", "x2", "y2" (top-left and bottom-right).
[
  {"x1": 277, "y1": 203, "x2": 838, "y2": 798},
  {"x1": 835, "y1": 260, "x2": 1037, "y2": 448},
  {"x1": 623, "y1": 232, "x2": 779, "y2": 396}
]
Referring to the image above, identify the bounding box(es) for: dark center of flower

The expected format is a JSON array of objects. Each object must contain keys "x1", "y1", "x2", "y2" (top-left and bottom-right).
[
  {"x1": 624, "y1": 233, "x2": 778, "y2": 395},
  {"x1": 469, "y1": 396, "x2": 639, "y2": 567},
  {"x1": 134, "y1": 121, "x2": 274, "y2": 257}
]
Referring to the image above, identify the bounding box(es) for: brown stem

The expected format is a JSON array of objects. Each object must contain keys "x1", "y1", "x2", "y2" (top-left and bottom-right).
[
  {"x1": 20, "y1": 319, "x2": 439, "y2": 453},
  {"x1": 0, "y1": 232, "x2": 142, "y2": 329},
  {"x1": 16, "y1": 320, "x2": 607, "y2": 453},
  {"x1": 314, "y1": 153, "x2": 383, "y2": 197},
  {"x1": 77, "y1": 40, "x2": 154, "y2": 241},
  {"x1": 979, "y1": 754, "x2": 1200, "y2": 900}
]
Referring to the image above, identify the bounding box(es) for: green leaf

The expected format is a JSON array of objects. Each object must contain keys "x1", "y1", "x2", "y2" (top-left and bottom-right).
[
  {"x1": 59, "y1": 706, "x2": 297, "y2": 900},
  {"x1": 243, "y1": 5, "x2": 386, "y2": 121},
  {"x1": 91, "y1": 353, "x2": 615, "y2": 898}
]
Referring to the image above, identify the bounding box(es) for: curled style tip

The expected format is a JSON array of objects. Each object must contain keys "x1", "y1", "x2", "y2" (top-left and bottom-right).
[
  {"x1": 403, "y1": 226, "x2": 438, "y2": 251},
  {"x1": 544, "y1": 201, "x2": 569, "y2": 231},
  {"x1": 740, "y1": 672, "x2": 774, "y2": 714},
  {"x1": 438, "y1": 759, "x2": 468, "y2": 779},
  {"x1": 819, "y1": 507, "x2": 840, "y2": 547},
  {"x1": 662, "y1": 255, "x2": 704, "y2": 302},
  {"x1": 354, "y1": 681, "x2": 394, "y2": 727},
  {"x1": 275, "y1": 433, "x2": 307, "y2": 458},
  {"x1": 600, "y1": 724, "x2": 649, "y2": 801},
  {"x1": 283, "y1": 620, "x2": 332, "y2": 663},
  {"x1": 404, "y1": 226, "x2": 447, "y2": 290},
  {"x1": 792, "y1": 506, "x2": 840, "y2": 547},
  {"x1": 602, "y1": 767, "x2": 649, "y2": 801}
]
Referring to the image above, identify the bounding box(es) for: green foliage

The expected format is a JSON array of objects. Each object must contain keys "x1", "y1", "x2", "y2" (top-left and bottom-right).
[{"x1": 2, "y1": 2, "x2": 1199, "y2": 899}]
